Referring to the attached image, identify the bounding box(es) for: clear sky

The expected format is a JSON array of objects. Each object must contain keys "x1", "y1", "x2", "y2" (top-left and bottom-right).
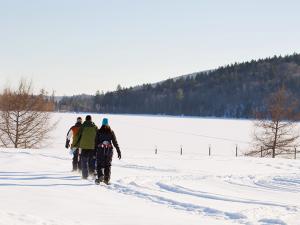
[{"x1": 0, "y1": 0, "x2": 299, "y2": 95}]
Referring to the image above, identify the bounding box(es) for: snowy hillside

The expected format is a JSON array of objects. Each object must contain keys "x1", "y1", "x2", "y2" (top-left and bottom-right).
[{"x1": 0, "y1": 113, "x2": 299, "y2": 225}]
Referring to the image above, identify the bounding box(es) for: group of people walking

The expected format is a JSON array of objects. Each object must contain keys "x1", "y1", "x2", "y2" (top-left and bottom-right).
[{"x1": 65, "y1": 115, "x2": 121, "y2": 185}]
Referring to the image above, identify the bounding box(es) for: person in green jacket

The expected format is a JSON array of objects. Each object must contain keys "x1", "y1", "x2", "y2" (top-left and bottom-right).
[{"x1": 76, "y1": 115, "x2": 98, "y2": 179}]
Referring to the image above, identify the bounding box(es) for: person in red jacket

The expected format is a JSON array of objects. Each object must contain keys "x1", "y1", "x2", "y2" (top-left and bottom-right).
[
  {"x1": 65, "y1": 117, "x2": 82, "y2": 171},
  {"x1": 95, "y1": 118, "x2": 121, "y2": 185}
]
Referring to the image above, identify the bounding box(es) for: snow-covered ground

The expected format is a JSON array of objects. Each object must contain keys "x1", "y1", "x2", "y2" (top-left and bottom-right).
[{"x1": 0, "y1": 113, "x2": 299, "y2": 225}]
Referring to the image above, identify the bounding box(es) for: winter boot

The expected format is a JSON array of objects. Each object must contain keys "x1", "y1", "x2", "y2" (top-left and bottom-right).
[
  {"x1": 95, "y1": 179, "x2": 100, "y2": 185},
  {"x1": 95, "y1": 175, "x2": 104, "y2": 185},
  {"x1": 104, "y1": 179, "x2": 110, "y2": 185}
]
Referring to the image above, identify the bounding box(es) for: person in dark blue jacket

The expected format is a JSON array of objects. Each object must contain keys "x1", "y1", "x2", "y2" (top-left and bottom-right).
[{"x1": 94, "y1": 118, "x2": 121, "y2": 185}]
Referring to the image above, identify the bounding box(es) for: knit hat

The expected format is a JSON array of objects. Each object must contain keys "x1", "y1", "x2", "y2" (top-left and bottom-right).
[{"x1": 102, "y1": 118, "x2": 109, "y2": 126}]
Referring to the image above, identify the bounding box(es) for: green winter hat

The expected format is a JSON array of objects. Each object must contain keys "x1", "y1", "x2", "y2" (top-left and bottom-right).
[{"x1": 102, "y1": 118, "x2": 109, "y2": 126}]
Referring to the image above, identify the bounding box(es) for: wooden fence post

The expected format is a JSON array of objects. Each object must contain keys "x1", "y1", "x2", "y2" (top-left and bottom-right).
[
  {"x1": 294, "y1": 147, "x2": 297, "y2": 159},
  {"x1": 155, "y1": 146, "x2": 157, "y2": 155},
  {"x1": 236, "y1": 145, "x2": 238, "y2": 157},
  {"x1": 209, "y1": 145, "x2": 211, "y2": 156},
  {"x1": 180, "y1": 145, "x2": 183, "y2": 155},
  {"x1": 261, "y1": 146, "x2": 263, "y2": 158}
]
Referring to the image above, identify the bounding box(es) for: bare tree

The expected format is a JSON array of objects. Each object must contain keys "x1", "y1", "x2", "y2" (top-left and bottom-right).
[
  {"x1": 247, "y1": 87, "x2": 300, "y2": 158},
  {"x1": 0, "y1": 80, "x2": 57, "y2": 149}
]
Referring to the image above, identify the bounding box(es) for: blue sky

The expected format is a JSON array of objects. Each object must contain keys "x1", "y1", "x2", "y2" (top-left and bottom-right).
[{"x1": 0, "y1": 0, "x2": 299, "y2": 95}]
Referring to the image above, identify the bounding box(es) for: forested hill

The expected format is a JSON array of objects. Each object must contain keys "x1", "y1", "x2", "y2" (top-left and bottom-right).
[{"x1": 58, "y1": 53, "x2": 300, "y2": 118}]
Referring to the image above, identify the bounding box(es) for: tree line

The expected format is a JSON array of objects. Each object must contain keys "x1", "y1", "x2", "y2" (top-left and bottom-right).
[{"x1": 58, "y1": 53, "x2": 300, "y2": 118}]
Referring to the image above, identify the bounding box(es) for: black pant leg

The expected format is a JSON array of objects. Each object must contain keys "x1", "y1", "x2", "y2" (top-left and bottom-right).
[
  {"x1": 96, "y1": 149, "x2": 104, "y2": 178},
  {"x1": 81, "y1": 149, "x2": 89, "y2": 178},
  {"x1": 104, "y1": 150, "x2": 113, "y2": 181},
  {"x1": 88, "y1": 150, "x2": 96, "y2": 175},
  {"x1": 72, "y1": 149, "x2": 79, "y2": 170},
  {"x1": 78, "y1": 152, "x2": 82, "y2": 171},
  {"x1": 104, "y1": 166, "x2": 111, "y2": 181}
]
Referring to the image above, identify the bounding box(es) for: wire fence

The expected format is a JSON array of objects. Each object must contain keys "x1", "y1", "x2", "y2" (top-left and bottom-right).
[
  {"x1": 116, "y1": 121, "x2": 300, "y2": 160},
  {"x1": 121, "y1": 144, "x2": 300, "y2": 160}
]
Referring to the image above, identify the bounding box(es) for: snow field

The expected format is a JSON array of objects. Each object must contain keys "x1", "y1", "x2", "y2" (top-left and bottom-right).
[{"x1": 0, "y1": 113, "x2": 300, "y2": 225}]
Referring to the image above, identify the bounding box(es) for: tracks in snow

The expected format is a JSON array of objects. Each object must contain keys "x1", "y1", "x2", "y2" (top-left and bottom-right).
[
  {"x1": 107, "y1": 162, "x2": 300, "y2": 225},
  {"x1": 1, "y1": 150, "x2": 300, "y2": 224}
]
